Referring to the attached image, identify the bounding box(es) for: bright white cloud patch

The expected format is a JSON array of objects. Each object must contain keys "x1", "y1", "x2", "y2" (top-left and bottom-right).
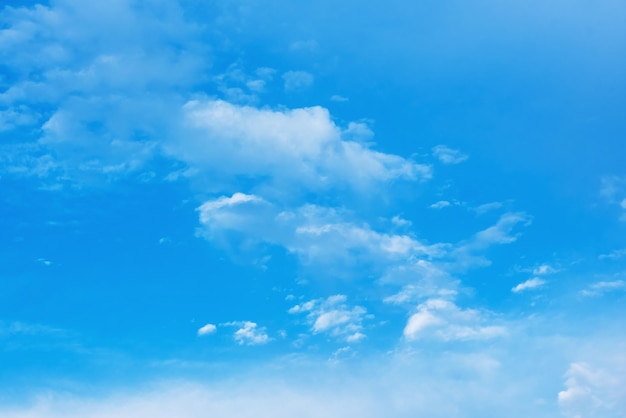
[
  {"x1": 197, "y1": 193, "x2": 442, "y2": 269},
  {"x1": 175, "y1": 100, "x2": 430, "y2": 192},
  {"x1": 432, "y1": 145, "x2": 469, "y2": 164},
  {"x1": 512, "y1": 277, "x2": 546, "y2": 293},
  {"x1": 289, "y1": 295, "x2": 368, "y2": 342},
  {"x1": 404, "y1": 299, "x2": 506, "y2": 341},
  {"x1": 225, "y1": 321, "x2": 270, "y2": 345},
  {"x1": 197, "y1": 323, "x2": 217, "y2": 336}
]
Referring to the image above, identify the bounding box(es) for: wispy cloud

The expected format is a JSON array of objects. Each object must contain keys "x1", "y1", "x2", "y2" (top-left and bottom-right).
[
  {"x1": 599, "y1": 248, "x2": 626, "y2": 260},
  {"x1": 282, "y1": 70, "x2": 314, "y2": 91},
  {"x1": 432, "y1": 145, "x2": 468, "y2": 165},
  {"x1": 580, "y1": 280, "x2": 626, "y2": 297},
  {"x1": 512, "y1": 277, "x2": 546, "y2": 293}
]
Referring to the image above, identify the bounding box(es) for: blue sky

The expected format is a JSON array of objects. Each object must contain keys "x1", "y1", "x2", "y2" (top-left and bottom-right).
[{"x1": 1, "y1": 0, "x2": 625, "y2": 416}]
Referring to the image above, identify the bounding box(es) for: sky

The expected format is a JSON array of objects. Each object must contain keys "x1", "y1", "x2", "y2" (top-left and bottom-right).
[{"x1": 1, "y1": 0, "x2": 625, "y2": 417}]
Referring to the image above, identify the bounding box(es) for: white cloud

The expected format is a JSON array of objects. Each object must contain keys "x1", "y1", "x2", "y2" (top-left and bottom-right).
[
  {"x1": 559, "y1": 362, "x2": 626, "y2": 418},
  {"x1": 197, "y1": 324, "x2": 217, "y2": 336},
  {"x1": 468, "y1": 212, "x2": 532, "y2": 249},
  {"x1": 599, "y1": 248, "x2": 626, "y2": 260},
  {"x1": 512, "y1": 277, "x2": 546, "y2": 293},
  {"x1": 289, "y1": 295, "x2": 368, "y2": 343},
  {"x1": 403, "y1": 299, "x2": 506, "y2": 341},
  {"x1": 432, "y1": 145, "x2": 468, "y2": 164},
  {"x1": 197, "y1": 193, "x2": 442, "y2": 270},
  {"x1": 472, "y1": 202, "x2": 504, "y2": 215},
  {"x1": 580, "y1": 280, "x2": 626, "y2": 297},
  {"x1": 429, "y1": 200, "x2": 451, "y2": 209},
  {"x1": 330, "y1": 94, "x2": 348, "y2": 102},
  {"x1": 0, "y1": 0, "x2": 207, "y2": 181},
  {"x1": 449, "y1": 212, "x2": 532, "y2": 270},
  {"x1": 176, "y1": 100, "x2": 430, "y2": 193},
  {"x1": 282, "y1": 70, "x2": 314, "y2": 91},
  {"x1": 224, "y1": 321, "x2": 270, "y2": 345},
  {"x1": 532, "y1": 264, "x2": 558, "y2": 275}
]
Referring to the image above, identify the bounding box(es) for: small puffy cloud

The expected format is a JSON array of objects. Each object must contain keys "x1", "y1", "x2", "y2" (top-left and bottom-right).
[
  {"x1": 224, "y1": 321, "x2": 270, "y2": 346},
  {"x1": 197, "y1": 323, "x2": 217, "y2": 336},
  {"x1": 391, "y1": 215, "x2": 412, "y2": 227},
  {"x1": 282, "y1": 70, "x2": 314, "y2": 91},
  {"x1": 580, "y1": 280, "x2": 626, "y2": 297},
  {"x1": 532, "y1": 264, "x2": 558, "y2": 275},
  {"x1": 559, "y1": 362, "x2": 626, "y2": 418},
  {"x1": 432, "y1": 145, "x2": 468, "y2": 164},
  {"x1": 289, "y1": 295, "x2": 368, "y2": 343},
  {"x1": 429, "y1": 200, "x2": 451, "y2": 209},
  {"x1": 512, "y1": 277, "x2": 546, "y2": 293},
  {"x1": 403, "y1": 299, "x2": 506, "y2": 341}
]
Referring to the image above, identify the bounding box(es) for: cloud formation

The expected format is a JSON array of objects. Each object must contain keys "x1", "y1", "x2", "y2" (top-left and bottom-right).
[
  {"x1": 289, "y1": 295, "x2": 368, "y2": 342},
  {"x1": 432, "y1": 145, "x2": 469, "y2": 164},
  {"x1": 512, "y1": 277, "x2": 546, "y2": 293},
  {"x1": 176, "y1": 100, "x2": 430, "y2": 192},
  {"x1": 404, "y1": 298, "x2": 506, "y2": 341}
]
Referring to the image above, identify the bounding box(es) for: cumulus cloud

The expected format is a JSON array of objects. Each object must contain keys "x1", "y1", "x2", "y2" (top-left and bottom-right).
[
  {"x1": 197, "y1": 193, "x2": 442, "y2": 270},
  {"x1": 197, "y1": 323, "x2": 217, "y2": 336},
  {"x1": 403, "y1": 298, "x2": 507, "y2": 341},
  {"x1": 0, "y1": 0, "x2": 208, "y2": 183},
  {"x1": 176, "y1": 99, "x2": 430, "y2": 192},
  {"x1": 224, "y1": 321, "x2": 270, "y2": 345},
  {"x1": 512, "y1": 277, "x2": 546, "y2": 293},
  {"x1": 559, "y1": 362, "x2": 626, "y2": 418},
  {"x1": 432, "y1": 145, "x2": 468, "y2": 164},
  {"x1": 289, "y1": 295, "x2": 368, "y2": 342}
]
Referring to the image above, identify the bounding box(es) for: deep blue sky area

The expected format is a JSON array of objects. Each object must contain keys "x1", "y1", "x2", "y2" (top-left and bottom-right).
[{"x1": 0, "y1": 1, "x2": 625, "y2": 417}]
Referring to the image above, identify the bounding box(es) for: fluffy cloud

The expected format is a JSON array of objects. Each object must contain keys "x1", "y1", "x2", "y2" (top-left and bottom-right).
[
  {"x1": 403, "y1": 298, "x2": 506, "y2": 341},
  {"x1": 197, "y1": 323, "x2": 217, "y2": 336},
  {"x1": 197, "y1": 193, "x2": 442, "y2": 269},
  {"x1": 432, "y1": 145, "x2": 468, "y2": 164},
  {"x1": 176, "y1": 99, "x2": 430, "y2": 192},
  {"x1": 429, "y1": 200, "x2": 452, "y2": 209},
  {"x1": 559, "y1": 361, "x2": 626, "y2": 418},
  {"x1": 0, "y1": 0, "x2": 208, "y2": 183},
  {"x1": 289, "y1": 295, "x2": 368, "y2": 342},
  {"x1": 224, "y1": 321, "x2": 270, "y2": 345},
  {"x1": 512, "y1": 277, "x2": 546, "y2": 293}
]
